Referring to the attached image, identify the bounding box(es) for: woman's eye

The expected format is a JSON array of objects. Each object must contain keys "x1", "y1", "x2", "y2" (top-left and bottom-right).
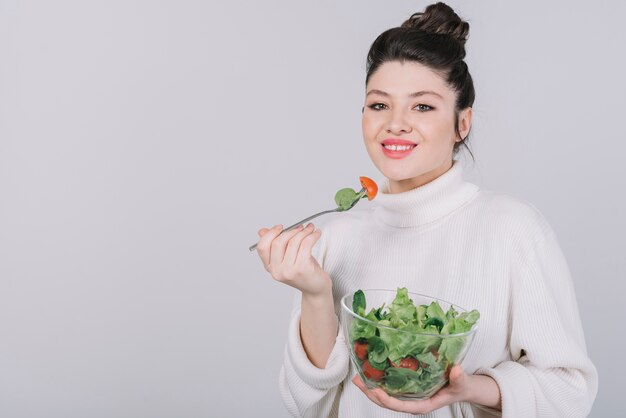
[
  {"x1": 367, "y1": 103, "x2": 387, "y2": 111},
  {"x1": 414, "y1": 104, "x2": 433, "y2": 111}
]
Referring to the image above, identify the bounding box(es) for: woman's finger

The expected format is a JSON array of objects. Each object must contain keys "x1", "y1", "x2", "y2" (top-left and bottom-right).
[
  {"x1": 269, "y1": 225, "x2": 306, "y2": 269},
  {"x1": 373, "y1": 388, "x2": 430, "y2": 414},
  {"x1": 425, "y1": 386, "x2": 454, "y2": 411},
  {"x1": 352, "y1": 376, "x2": 385, "y2": 408},
  {"x1": 448, "y1": 365, "x2": 465, "y2": 384},
  {"x1": 283, "y1": 224, "x2": 315, "y2": 266},
  {"x1": 352, "y1": 375, "x2": 440, "y2": 415},
  {"x1": 295, "y1": 226, "x2": 322, "y2": 265},
  {"x1": 256, "y1": 225, "x2": 283, "y2": 271}
]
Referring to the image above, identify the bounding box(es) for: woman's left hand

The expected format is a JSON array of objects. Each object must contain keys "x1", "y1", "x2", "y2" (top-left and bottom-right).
[{"x1": 352, "y1": 365, "x2": 475, "y2": 414}]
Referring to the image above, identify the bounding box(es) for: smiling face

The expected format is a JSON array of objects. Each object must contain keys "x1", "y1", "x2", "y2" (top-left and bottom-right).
[{"x1": 362, "y1": 61, "x2": 472, "y2": 194}]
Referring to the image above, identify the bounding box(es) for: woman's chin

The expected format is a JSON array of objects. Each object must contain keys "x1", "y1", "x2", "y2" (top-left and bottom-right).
[{"x1": 379, "y1": 166, "x2": 420, "y2": 183}]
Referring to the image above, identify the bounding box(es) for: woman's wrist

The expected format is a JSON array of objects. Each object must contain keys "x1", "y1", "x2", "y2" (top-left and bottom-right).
[
  {"x1": 301, "y1": 286, "x2": 333, "y2": 306},
  {"x1": 300, "y1": 270, "x2": 334, "y2": 303},
  {"x1": 465, "y1": 374, "x2": 502, "y2": 411}
]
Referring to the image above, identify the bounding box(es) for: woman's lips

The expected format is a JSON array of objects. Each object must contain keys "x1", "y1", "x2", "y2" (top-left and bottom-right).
[{"x1": 381, "y1": 142, "x2": 417, "y2": 159}]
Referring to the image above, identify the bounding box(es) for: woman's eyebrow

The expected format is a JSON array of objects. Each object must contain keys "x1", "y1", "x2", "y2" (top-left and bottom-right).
[{"x1": 366, "y1": 89, "x2": 443, "y2": 99}]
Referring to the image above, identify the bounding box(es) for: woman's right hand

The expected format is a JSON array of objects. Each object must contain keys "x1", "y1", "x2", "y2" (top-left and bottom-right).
[{"x1": 256, "y1": 223, "x2": 332, "y2": 298}]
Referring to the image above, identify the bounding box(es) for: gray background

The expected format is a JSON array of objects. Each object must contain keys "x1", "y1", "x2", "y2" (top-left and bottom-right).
[{"x1": 1, "y1": 0, "x2": 624, "y2": 417}]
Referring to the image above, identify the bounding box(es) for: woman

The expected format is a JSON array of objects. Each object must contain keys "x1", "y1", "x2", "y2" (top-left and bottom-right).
[{"x1": 255, "y1": 3, "x2": 598, "y2": 417}]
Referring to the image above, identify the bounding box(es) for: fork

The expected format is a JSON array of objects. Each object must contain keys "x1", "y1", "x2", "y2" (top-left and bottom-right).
[{"x1": 249, "y1": 187, "x2": 366, "y2": 252}]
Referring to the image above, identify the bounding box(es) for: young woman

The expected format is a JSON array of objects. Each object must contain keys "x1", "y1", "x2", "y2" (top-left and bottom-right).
[{"x1": 255, "y1": 3, "x2": 598, "y2": 417}]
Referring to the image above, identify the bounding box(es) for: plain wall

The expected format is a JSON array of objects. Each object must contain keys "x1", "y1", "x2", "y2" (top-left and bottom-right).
[{"x1": 1, "y1": 0, "x2": 625, "y2": 417}]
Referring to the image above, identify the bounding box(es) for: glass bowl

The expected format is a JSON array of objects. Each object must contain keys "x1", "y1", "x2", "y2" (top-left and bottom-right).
[{"x1": 340, "y1": 289, "x2": 478, "y2": 400}]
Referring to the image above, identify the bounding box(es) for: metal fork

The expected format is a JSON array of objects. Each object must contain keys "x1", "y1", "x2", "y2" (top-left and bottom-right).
[{"x1": 249, "y1": 187, "x2": 365, "y2": 252}]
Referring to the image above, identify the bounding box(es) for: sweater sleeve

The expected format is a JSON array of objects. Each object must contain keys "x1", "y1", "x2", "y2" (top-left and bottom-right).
[
  {"x1": 473, "y1": 226, "x2": 598, "y2": 418},
  {"x1": 279, "y1": 306, "x2": 350, "y2": 417},
  {"x1": 277, "y1": 224, "x2": 351, "y2": 418}
]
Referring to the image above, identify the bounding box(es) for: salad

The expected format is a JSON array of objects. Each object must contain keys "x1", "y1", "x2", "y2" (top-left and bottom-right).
[
  {"x1": 348, "y1": 288, "x2": 479, "y2": 396},
  {"x1": 335, "y1": 176, "x2": 378, "y2": 211}
]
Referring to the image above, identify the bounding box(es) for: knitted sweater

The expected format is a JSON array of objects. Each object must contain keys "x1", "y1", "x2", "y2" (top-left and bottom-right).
[{"x1": 278, "y1": 161, "x2": 598, "y2": 418}]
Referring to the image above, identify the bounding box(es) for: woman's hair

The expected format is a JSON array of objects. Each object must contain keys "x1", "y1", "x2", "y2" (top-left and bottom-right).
[{"x1": 366, "y1": 2, "x2": 475, "y2": 156}]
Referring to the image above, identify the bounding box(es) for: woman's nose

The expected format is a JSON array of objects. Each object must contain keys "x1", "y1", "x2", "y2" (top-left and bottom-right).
[{"x1": 386, "y1": 109, "x2": 412, "y2": 134}]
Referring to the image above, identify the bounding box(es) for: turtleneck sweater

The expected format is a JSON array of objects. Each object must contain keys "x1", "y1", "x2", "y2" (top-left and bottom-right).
[{"x1": 278, "y1": 161, "x2": 598, "y2": 418}]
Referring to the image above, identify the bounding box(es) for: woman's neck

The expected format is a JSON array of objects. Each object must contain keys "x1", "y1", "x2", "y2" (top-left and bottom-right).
[
  {"x1": 388, "y1": 159, "x2": 454, "y2": 194},
  {"x1": 373, "y1": 160, "x2": 479, "y2": 228}
]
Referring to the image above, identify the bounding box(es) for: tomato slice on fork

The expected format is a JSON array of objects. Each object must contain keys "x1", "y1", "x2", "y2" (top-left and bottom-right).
[{"x1": 359, "y1": 176, "x2": 378, "y2": 200}]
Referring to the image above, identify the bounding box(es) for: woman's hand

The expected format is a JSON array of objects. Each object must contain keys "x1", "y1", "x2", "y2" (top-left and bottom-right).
[
  {"x1": 257, "y1": 224, "x2": 337, "y2": 368},
  {"x1": 352, "y1": 365, "x2": 502, "y2": 414},
  {"x1": 256, "y1": 224, "x2": 331, "y2": 297}
]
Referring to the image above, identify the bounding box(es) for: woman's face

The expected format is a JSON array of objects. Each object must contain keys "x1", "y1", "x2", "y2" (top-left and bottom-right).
[{"x1": 362, "y1": 61, "x2": 472, "y2": 193}]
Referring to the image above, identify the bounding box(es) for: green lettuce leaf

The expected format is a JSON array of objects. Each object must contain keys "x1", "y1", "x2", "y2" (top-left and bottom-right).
[
  {"x1": 335, "y1": 188, "x2": 360, "y2": 211},
  {"x1": 367, "y1": 336, "x2": 389, "y2": 370},
  {"x1": 439, "y1": 335, "x2": 466, "y2": 364},
  {"x1": 389, "y1": 288, "x2": 417, "y2": 327},
  {"x1": 353, "y1": 290, "x2": 366, "y2": 314},
  {"x1": 349, "y1": 308, "x2": 378, "y2": 341},
  {"x1": 384, "y1": 367, "x2": 423, "y2": 390}
]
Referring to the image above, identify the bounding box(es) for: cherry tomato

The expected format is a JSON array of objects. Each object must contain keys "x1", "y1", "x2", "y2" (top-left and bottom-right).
[
  {"x1": 359, "y1": 176, "x2": 378, "y2": 200},
  {"x1": 399, "y1": 357, "x2": 419, "y2": 371},
  {"x1": 354, "y1": 341, "x2": 368, "y2": 361},
  {"x1": 362, "y1": 360, "x2": 385, "y2": 381}
]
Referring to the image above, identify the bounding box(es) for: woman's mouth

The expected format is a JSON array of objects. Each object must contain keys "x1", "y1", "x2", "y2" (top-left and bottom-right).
[{"x1": 381, "y1": 140, "x2": 417, "y2": 159}]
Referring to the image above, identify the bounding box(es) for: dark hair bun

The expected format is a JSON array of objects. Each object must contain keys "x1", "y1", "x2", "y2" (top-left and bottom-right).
[{"x1": 401, "y1": 2, "x2": 469, "y2": 46}]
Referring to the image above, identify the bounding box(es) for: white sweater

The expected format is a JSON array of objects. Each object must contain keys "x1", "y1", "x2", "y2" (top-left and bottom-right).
[{"x1": 278, "y1": 161, "x2": 598, "y2": 418}]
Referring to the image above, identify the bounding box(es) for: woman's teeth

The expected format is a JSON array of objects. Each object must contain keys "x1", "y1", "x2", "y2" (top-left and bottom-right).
[{"x1": 383, "y1": 144, "x2": 414, "y2": 151}]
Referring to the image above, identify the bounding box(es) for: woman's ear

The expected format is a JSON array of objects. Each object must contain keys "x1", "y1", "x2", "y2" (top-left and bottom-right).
[{"x1": 457, "y1": 107, "x2": 473, "y2": 141}]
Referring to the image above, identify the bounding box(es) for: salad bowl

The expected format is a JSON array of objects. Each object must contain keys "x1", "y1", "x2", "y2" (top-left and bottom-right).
[{"x1": 340, "y1": 288, "x2": 479, "y2": 400}]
